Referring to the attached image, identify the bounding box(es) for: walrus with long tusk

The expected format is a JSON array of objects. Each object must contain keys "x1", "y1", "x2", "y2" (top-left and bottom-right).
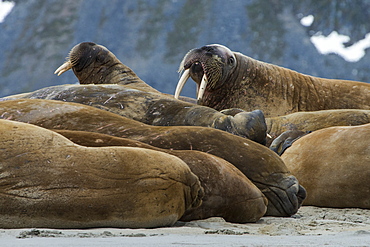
[
  {"x1": 5, "y1": 42, "x2": 267, "y2": 144},
  {"x1": 175, "y1": 44, "x2": 370, "y2": 117}
]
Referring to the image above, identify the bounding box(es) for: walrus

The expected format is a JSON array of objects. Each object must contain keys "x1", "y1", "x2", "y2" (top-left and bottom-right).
[
  {"x1": 0, "y1": 98, "x2": 306, "y2": 217},
  {"x1": 3, "y1": 41, "x2": 266, "y2": 144},
  {"x1": 266, "y1": 109, "x2": 370, "y2": 143},
  {"x1": 175, "y1": 44, "x2": 370, "y2": 117},
  {"x1": 54, "y1": 129, "x2": 267, "y2": 223},
  {"x1": 0, "y1": 119, "x2": 203, "y2": 229},
  {"x1": 3, "y1": 83, "x2": 265, "y2": 144},
  {"x1": 201, "y1": 107, "x2": 370, "y2": 147},
  {"x1": 281, "y1": 123, "x2": 370, "y2": 209}
]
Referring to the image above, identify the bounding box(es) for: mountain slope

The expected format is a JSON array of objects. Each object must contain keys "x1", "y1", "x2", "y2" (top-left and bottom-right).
[{"x1": 1, "y1": 0, "x2": 369, "y2": 98}]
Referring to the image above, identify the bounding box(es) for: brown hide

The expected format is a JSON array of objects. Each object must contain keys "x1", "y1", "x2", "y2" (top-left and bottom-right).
[
  {"x1": 178, "y1": 45, "x2": 370, "y2": 117},
  {"x1": 55, "y1": 129, "x2": 267, "y2": 223},
  {"x1": 266, "y1": 109, "x2": 370, "y2": 145},
  {"x1": 0, "y1": 120, "x2": 202, "y2": 228},
  {"x1": 281, "y1": 124, "x2": 370, "y2": 208}
]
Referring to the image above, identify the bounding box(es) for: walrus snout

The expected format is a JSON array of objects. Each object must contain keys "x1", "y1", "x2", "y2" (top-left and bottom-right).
[
  {"x1": 297, "y1": 184, "x2": 307, "y2": 206},
  {"x1": 175, "y1": 44, "x2": 237, "y2": 102},
  {"x1": 55, "y1": 42, "x2": 134, "y2": 85},
  {"x1": 263, "y1": 175, "x2": 306, "y2": 217}
]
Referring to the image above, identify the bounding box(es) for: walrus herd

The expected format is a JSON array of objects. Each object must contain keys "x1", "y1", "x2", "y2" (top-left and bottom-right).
[
  {"x1": 176, "y1": 44, "x2": 370, "y2": 209},
  {"x1": 0, "y1": 98, "x2": 305, "y2": 218},
  {"x1": 0, "y1": 41, "x2": 369, "y2": 229}
]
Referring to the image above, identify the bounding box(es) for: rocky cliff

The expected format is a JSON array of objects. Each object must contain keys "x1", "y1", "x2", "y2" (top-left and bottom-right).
[{"x1": 1, "y1": 0, "x2": 369, "y2": 98}]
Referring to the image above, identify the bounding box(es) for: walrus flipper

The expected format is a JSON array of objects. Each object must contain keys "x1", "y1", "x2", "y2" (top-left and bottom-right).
[
  {"x1": 211, "y1": 110, "x2": 267, "y2": 145},
  {"x1": 269, "y1": 130, "x2": 311, "y2": 155}
]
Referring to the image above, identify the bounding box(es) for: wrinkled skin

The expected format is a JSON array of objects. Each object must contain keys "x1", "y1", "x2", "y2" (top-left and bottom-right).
[
  {"x1": 55, "y1": 129, "x2": 268, "y2": 223},
  {"x1": 175, "y1": 44, "x2": 370, "y2": 117},
  {"x1": 38, "y1": 41, "x2": 264, "y2": 144},
  {"x1": 0, "y1": 119, "x2": 202, "y2": 229},
  {"x1": 0, "y1": 99, "x2": 306, "y2": 217},
  {"x1": 281, "y1": 124, "x2": 370, "y2": 208}
]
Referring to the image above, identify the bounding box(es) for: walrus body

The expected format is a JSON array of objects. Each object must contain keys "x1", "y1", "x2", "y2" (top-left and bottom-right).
[
  {"x1": 4, "y1": 84, "x2": 266, "y2": 144},
  {"x1": 175, "y1": 44, "x2": 370, "y2": 117},
  {"x1": 0, "y1": 99, "x2": 306, "y2": 217},
  {"x1": 266, "y1": 109, "x2": 370, "y2": 141},
  {"x1": 4, "y1": 42, "x2": 267, "y2": 144},
  {"x1": 281, "y1": 124, "x2": 370, "y2": 208},
  {"x1": 55, "y1": 129, "x2": 267, "y2": 223},
  {"x1": 0, "y1": 119, "x2": 202, "y2": 229}
]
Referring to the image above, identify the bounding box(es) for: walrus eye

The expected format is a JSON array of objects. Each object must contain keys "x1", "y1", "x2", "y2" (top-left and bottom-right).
[
  {"x1": 228, "y1": 57, "x2": 235, "y2": 65},
  {"x1": 191, "y1": 62, "x2": 204, "y2": 75},
  {"x1": 96, "y1": 54, "x2": 105, "y2": 63}
]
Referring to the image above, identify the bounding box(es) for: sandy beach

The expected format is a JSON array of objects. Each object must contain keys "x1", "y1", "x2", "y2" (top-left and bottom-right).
[{"x1": 2, "y1": 206, "x2": 370, "y2": 246}]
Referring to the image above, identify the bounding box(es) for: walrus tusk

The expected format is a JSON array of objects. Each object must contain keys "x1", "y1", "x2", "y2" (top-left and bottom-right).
[
  {"x1": 197, "y1": 74, "x2": 208, "y2": 102},
  {"x1": 54, "y1": 61, "x2": 72, "y2": 76},
  {"x1": 174, "y1": 69, "x2": 190, "y2": 99}
]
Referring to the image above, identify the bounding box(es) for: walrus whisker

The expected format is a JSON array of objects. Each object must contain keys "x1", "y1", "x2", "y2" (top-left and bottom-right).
[
  {"x1": 54, "y1": 61, "x2": 72, "y2": 76},
  {"x1": 174, "y1": 69, "x2": 190, "y2": 99},
  {"x1": 197, "y1": 74, "x2": 208, "y2": 102}
]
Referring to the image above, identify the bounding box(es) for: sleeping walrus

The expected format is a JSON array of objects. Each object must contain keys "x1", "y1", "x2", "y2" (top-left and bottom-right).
[
  {"x1": 0, "y1": 98, "x2": 306, "y2": 217},
  {"x1": 266, "y1": 109, "x2": 370, "y2": 141},
  {"x1": 280, "y1": 123, "x2": 370, "y2": 209},
  {"x1": 3, "y1": 42, "x2": 266, "y2": 144},
  {"x1": 265, "y1": 109, "x2": 370, "y2": 149},
  {"x1": 0, "y1": 119, "x2": 203, "y2": 229},
  {"x1": 175, "y1": 44, "x2": 370, "y2": 117},
  {"x1": 54, "y1": 129, "x2": 268, "y2": 223}
]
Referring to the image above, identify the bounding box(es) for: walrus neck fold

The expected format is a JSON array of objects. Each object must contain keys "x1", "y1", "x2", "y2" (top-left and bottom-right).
[
  {"x1": 236, "y1": 55, "x2": 322, "y2": 116},
  {"x1": 216, "y1": 51, "x2": 370, "y2": 117}
]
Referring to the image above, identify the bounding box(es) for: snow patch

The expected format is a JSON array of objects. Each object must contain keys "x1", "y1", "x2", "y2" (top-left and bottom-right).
[
  {"x1": 300, "y1": 15, "x2": 314, "y2": 27},
  {"x1": 299, "y1": 14, "x2": 370, "y2": 62},
  {"x1": 311, "y1": 31, "x2": 370, "y2": 62},
  {"x1": 0, "y1": 1, "x2": 15, "y2": 23}
]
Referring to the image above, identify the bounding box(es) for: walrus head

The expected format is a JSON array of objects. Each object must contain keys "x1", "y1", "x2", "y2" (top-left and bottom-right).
[
  {"x1": 176, "y1": 44, "x2": 237, "y2": 103},
  {"x1": 54, "y1": 42, "x2": 140, "y2": 85}
]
